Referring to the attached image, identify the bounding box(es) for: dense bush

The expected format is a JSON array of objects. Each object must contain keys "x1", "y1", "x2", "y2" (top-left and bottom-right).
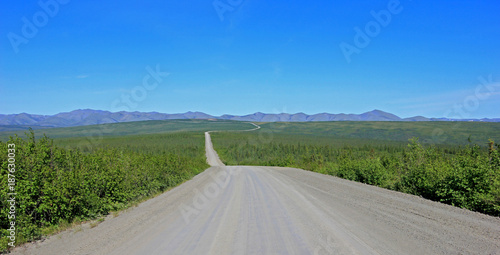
[
  {"x1": 212, "y1": 133, "x2": 500, "y2": 217},
  {"x1": 0, "y1": 130, "x2": 208, "y2": 252}
]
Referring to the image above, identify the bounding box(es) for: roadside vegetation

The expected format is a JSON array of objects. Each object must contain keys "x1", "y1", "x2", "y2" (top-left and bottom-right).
[
  {"x1": 0, "y1": 119, "x2": 253, "y2": 141},
  {"x1": 211, "y1": 129, "x2": 500, "y2": 217},
  {"x1": 0, "y1": 130, "x2": 209, "y2": 252},
  {"x1": 1, "y1": 120, "x2": 499, "y2": 252}
]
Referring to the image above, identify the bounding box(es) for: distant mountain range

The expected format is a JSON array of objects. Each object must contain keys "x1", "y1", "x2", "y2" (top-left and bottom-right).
[{"x1": 0, "y1": 109, "x2": 499, "y2": 129}]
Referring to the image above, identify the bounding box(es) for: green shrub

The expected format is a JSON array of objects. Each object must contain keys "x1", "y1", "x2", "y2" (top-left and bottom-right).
[
  {"x1": 0, "y1": 130, "x2": 208, "y2": 252},
  {"x1": 212, "y1": 132, "x2": 500, "y2": 217}
]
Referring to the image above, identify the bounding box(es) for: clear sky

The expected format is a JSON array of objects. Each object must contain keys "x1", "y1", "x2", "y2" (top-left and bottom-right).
[{"x1": 1, "y1": 0, "x2": 499, "y2": 118}]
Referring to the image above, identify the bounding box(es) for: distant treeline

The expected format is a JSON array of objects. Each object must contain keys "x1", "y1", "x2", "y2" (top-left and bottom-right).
[
  {"x1": 0, "y1": 131, "x2": 208, "y2": 252},
  {"x1": 212, "y1": 132, "x2": 500, "y2": 217}
]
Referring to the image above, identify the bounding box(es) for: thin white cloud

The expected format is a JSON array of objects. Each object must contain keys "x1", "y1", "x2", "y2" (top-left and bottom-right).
[
  {"x1": 388, "y1": 82, "x2": 500, "y2": 118},
  {"x1": 76, "y1": 74, "x2": 89, "y2": 79},
  {"x1": 90, "y1": 88, "x2": 128, "y2": 95},
  {"x1": 270, "y1": 62, "x2": 283, "y2": 77},
  {"x1": 392, "y1": 81, "x2": 500, "y2": 104}
]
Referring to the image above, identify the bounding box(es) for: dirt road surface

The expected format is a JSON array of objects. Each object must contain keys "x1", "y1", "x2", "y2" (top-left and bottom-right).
[{"x1": 11, "y1": 132, "x2": 500, "y2": 254}]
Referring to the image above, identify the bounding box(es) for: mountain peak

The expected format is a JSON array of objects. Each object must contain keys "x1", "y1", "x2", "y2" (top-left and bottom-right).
[{"x1": 0, "y1": 109, "x2": 498, "y2": 130}]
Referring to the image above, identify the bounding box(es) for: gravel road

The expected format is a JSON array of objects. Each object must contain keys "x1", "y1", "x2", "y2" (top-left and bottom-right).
[{"x1": 11, "y1": 132, "x2": 500, "y2": 254}]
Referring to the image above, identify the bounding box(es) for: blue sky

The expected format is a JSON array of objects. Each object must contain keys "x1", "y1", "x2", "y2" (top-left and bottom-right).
[{"x1": 1, "y1": 0, "x2": 499, "y2": 118}]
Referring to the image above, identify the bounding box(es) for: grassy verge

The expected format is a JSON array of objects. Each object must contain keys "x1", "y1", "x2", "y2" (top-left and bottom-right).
[{"x1": 0, "y1": 130, "x2": 209, "y2": 253}]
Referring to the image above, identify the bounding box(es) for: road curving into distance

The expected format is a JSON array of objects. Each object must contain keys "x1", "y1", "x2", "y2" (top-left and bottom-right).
[
  {"x1": 205, "y1": 131, "x2": 225, "y2": 167},
  {"x1": 12, "y1": 123, "x2": 500, "y2": 254}
]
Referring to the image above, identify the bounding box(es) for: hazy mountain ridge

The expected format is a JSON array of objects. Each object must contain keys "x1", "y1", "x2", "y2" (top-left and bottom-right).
[{"x1": 0, "y1": 109, "x2": 499, "y2": 129}]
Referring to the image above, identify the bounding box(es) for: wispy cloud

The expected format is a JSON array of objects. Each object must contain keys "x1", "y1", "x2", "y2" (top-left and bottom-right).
[
  {"x1": 388, "y1": 82, "x2": 500, "y2": 117},
  {"x1": 76, "y1": 74, "x2": 89, "y2": 79},
  {"x1": 270, "y1": 62, "x2": 283, "y2": 77},
  {"x1": 91, "y1": 88, "x2": 130, "y2": 95}
]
